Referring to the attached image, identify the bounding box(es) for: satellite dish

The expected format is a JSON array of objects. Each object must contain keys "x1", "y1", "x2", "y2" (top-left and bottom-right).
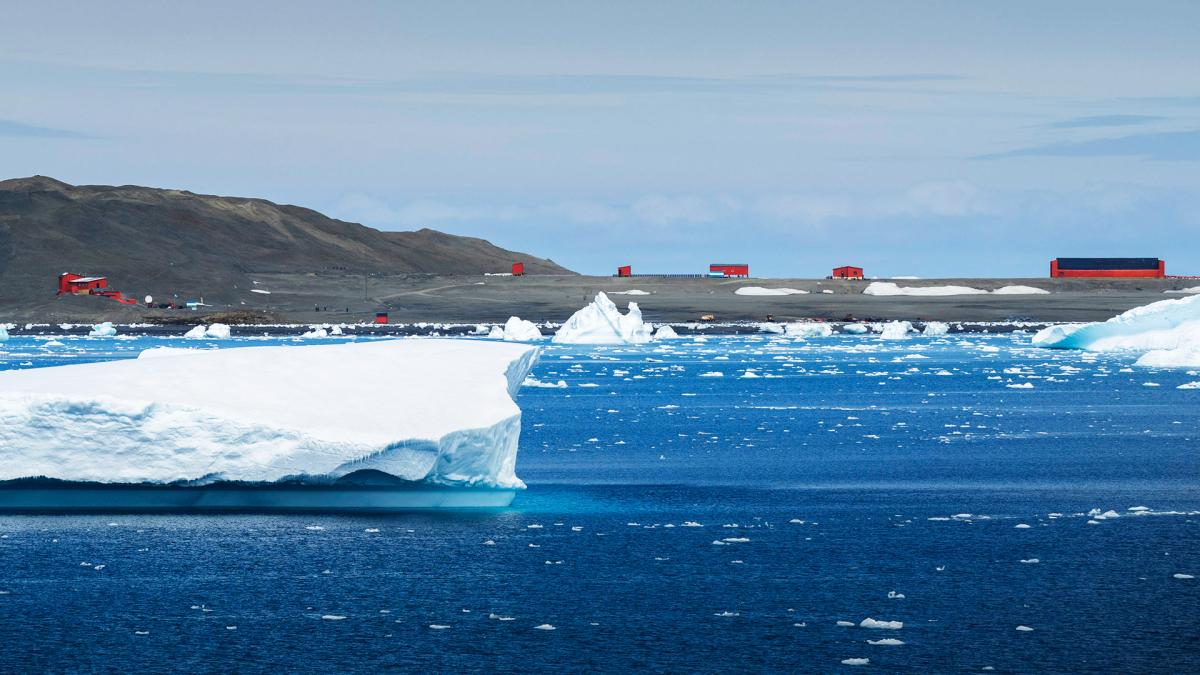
[{"x1": 145, "y1": 295, "x2": 154, "y2": 304}]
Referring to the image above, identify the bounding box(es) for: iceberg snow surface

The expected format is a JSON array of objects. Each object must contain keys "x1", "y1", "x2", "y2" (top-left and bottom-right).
[
  {"x1": 553, "y1": 292, "x2": 653, "y2": 344},
  {"x1": 1032, "y1": 294, "x2": 1200, "y2": 367},
  {"x1": 0, "y1": 339, "x2": 539, "y2": 487}
]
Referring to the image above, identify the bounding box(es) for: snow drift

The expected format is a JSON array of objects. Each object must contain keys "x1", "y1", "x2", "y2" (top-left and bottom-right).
[
  {"x1": 0, "y1": 340, "x2": 539, "y2": 487},
  {"x1": 553, "y1": 292, "x2": 652, "y2": 344},
  {"x1": 1032, "y1": 294, "x2": 1200, "y2": 367},
  {"x1": 734, "y1": 286, "x2": 808, "y2": 296}
]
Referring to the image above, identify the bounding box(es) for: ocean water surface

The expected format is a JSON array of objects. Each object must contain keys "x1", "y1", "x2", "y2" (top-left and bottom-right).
[{"x1": 0, "y1": 330, "x2": 1197, "y2": 672}]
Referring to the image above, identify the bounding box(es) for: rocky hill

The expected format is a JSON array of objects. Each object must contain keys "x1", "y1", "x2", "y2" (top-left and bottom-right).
[{"x1": 0, "y1": 176, "x2": 570, "y2": 311}]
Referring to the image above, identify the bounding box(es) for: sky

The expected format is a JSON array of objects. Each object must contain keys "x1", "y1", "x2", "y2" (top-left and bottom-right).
[{"x1": 2, "y1": 0, "x2": 1198, "y2": 277}]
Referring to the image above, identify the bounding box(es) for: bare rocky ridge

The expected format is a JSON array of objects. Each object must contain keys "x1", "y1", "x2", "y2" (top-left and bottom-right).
[{"x1": 0, "y1": 175, "x2": 571, "y2": 314}]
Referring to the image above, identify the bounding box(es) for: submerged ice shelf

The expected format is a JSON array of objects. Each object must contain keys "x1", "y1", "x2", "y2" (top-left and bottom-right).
[{"x1": 0, "y1": 339, "x2": 538, "y2": 487}]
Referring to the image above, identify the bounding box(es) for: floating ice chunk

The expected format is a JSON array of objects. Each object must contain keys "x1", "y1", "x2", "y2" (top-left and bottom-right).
[
  {"x1": 552, "y1": 293, "x2": 651, "y2": 344},
  {"x1": 322, "y1": 615, "x2": 347, "y2": 621},
  {"x1": 1015, "y1": 625, "x2": 1034, "y2": 631},
  {"x1": 0, "y1": 339, "x2": 539, "y2": 486},
  {"x1": 1033, "y1": 294, "x2": 1200, "y2": 369},
  {"x1": 836, "y1": 621, "x2": 856, "y2": 627},
  {"x1": 503, "y1": 317, "x2": 543, "y2": 342},
  {"x1": 860, "y1": 618, "x2": 902, "y2": 630},
  {"x1": 428, "y1": 624, "x2": 450, "y2": 630},
  {"x1": 1014, "y1": 523, "x2": 1032, "y2": 529},
  {"x1": 1020, "y1": 558, "x2": 1040, "y2": 564},
  {"x1": 735, "y1": 286, "x2": 808, "y2": 296},
  {"x1": 523, "y1": 377, "x2": 567, "y2": 389},
  {"x1": 533, "y1": 623, "x2": 556, "y2": 630},
  {"x1": 887, "y1": 591, "x2": 905, "y2": 599},
  {"x1": 841, "y1": 658, "x2": 870, "y2": 666},
  {"x1": 842, "y1": 323, "x2": 869, "y2": 334},
  {"x1": 867, "y1": 639, "x2": 904, "y2": 646},
  {"x1": 1006, "y1": 383, "x2": 1034, "y2": 389},
  {"x1": 654, "y1": 325, "x2": 680, "y2": 340},
  {"x1": 88, "y1": 322, "x2": 117, "y2": 337},
  {"x1": 1174, "y1": 573, "x2": 1194, "y2": 579},
  {"x1": 880, "y1": 321, "x2": 913, "y2": 339},
  {"x1": 0, "y1": 326, "x2": 7, "y2": 342},
  {"x1": 864, "y1": 282, "x2": 987, "y2": 296},
  {"x1": 760, "y1": 323, "x2": 785, "y2": 334},
  {"x1": 183, "y1": 325, "x2": 207, "y2": 339},
  {"x1": 922, "y1": 322, "x2": 949, "y2": 336},
  {"x1": 699, "y1": 371, "x2": 724, "y2": 377},
  {"x1": 1177, "y1": 381, "x2": 1200, "y2": 389},
  {"x1": 787, "y1": 323, "x2": 833, "y2": 338},
  {"x1": 301, "y1": 327, "x2": 328, "y2": 338}
]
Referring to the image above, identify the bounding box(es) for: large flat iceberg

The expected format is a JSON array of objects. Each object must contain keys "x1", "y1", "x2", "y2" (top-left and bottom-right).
[
  {"x1": 0, "y1": 339, "x2": 539, "y2": 486},
  {"x1": 553, "y1": 292, "x2": 653, "y2": 344},
  {"x1": 1032, "y1": 294, "x2": 1200, "y2": 367}
]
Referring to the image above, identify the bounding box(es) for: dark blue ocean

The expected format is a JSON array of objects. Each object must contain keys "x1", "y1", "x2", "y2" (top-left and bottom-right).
[{"x1": 1, "y1": 331, "x2": 1198, "y2": 673}]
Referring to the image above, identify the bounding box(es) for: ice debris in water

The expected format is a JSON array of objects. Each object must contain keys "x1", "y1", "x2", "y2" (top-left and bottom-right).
[
  {"x1": 867, "y1": 638, "x2": 904, "y2": 646},
  {"x1": 553, "y1": 292, "x2": 652, "y2": 344},
  {"x1": 0, "y1": 339, "x2": 539, "y2": 486},
  {"x1": 500, "y1": 316, "x2": 543, "y2": 342},
  {"x1": 184, "y1": 324, "x2": 231, "y2": 339},
  {"x1": 880, "y1": 321, "x2": 913, "y2": 339},
  {"x1": 841, "y1": 658, "x2": 870, "y2": 666},
  {"x1": 860, "y1": 618, "x2": 903, "y2": 630},
  {"x1": 1033, "y1": 293, "x2": 1200, "y2": 368},
  {"x1": 922, "y1": 321, "x2": 949, "y2": 336},
  {"x1": 88, "y1": 322, "x2": 117, "y2": 337}
]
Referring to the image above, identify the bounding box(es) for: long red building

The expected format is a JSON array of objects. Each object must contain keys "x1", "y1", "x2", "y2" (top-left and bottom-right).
[
  {"x1": 709, "y1": 263, "x2": 749, "y2": 278},
  {"x1": 1050, "y1": 258, "x2": 1164, "y2": 278}
]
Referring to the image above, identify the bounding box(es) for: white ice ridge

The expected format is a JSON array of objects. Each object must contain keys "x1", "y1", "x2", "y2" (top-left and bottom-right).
[
  {"x1": 0, "y1": 339, "x2": 539, "y2": 487},
  {"x1": 553, "y1": 292, "x2": 653, "y2": 344},
  {"x1": 1032, "y1": 294, "x2": 1200, "y2": 367},
  {"x1": 864, "y1": 282, "x2": 1049, "y2": 296}
]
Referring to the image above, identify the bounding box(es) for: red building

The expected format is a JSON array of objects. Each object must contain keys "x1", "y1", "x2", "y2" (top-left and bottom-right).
[
  {"x1": 58, "y1": 273, "x2": 108, "y2": 295},
  {"x1": 831, "y1": 265, "x2": 864, "y2": 279},
  {"x1": 511, "y1": 262, "x2": 525, "y2": 276},
  {"x1": 1051, "y1": 258, "x2": 1164, "y2": 278},
  {"x1": 617, "y1": 265, "x2": 632, "y2": 277},
  {"x1": 709, "y1": 263, "x2": 749, "y2": 278},
  {"x1": 374, "y1": 312, "x2": 389, "y2": 324}
]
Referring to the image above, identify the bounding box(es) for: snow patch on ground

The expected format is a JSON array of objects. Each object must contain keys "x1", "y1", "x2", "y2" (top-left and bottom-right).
[{"x1": 734, "y1": 287, "x2": 808, "y2": 296}]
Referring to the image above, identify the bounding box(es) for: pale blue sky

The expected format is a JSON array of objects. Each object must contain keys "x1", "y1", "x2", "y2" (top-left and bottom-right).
[{"x1": 3, "y1": 1, "x2": 1198, "y2": 276}]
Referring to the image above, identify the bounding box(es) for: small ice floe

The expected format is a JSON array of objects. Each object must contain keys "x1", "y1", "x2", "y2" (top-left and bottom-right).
[
  {"x1": 936, "y1": 565, "x2": 946, "y2": 571},
  {"x1": 226, "y1": 625, "x2": 237, "y2": 630},
  {"x1": 837, "y1": 621, "x2": 856, "y2": 627},
  {"x1": 364, "y1": 528, "x2": 380, "y2": 533},
  {"x1": 722, "y1": 537, "x2": 750, "y2": 543},
  {"x1": 1020, "y1": 558, "x2": 1040, "y2": 564},
  {"x1": 134, "y1": 630, "x2": 150, "y2": 635},
  {"x1": 304, "y1": 525, "x2": 325, "y2": 531},
  {"x1": 860, "y1": 618, "x2": 902, "y2": 630},
  {"x1": 88, "y1": 322, "x2": 118, "y2": 337},
  {"x1": 1174, "y1": 573, "x2": 1195, "y2": 580},
  {"x1": 483, "y1": 540, "x2": 496, "y2": 546},
  {"x1": 489, "y1": 614, "x2": 515, "y2": 621},
  {"x1": 533, "y1": 624, "x2": 556, "y2": 630},
  {"x1": 1015, "y1": 625, "x2": 1034, "y2": 631},
  {"x1": 526, "y1": 524, "x2": 544, "y2": 529},
  {"x1": 428, "y1": 624, "x2": 451, "y2": 630},
  {"x1": 711, "y1": 540, "x2": 728, "y2": 546},
  {"x1": 321, "y1": 615, "x2": 347, "y2": 621},
  {"x1": 841, "y1": 658, "x2": 870, "y2": 666},
  {"x1": 1006, "y1": 382, "x2": 1034, "y2": 389},
  {"x1": 1014, "y1": 523, "x2": 1032, "y2": 529},
  {"x1": 301, "y1": 327, "x2": 328, "y2": 338},
  {"x1": 523, "y1": 377, "x2": 568, "y2": 388},
  {"x1": 794, "y1": 622, "x2": 808, "y2": 627},
  {"x1": 867, "y1": 638, "x2": 904, "y2": 646},
  {"x1": 699, "y1": 371, "x2": 724, "y2": 377},
  {"x1": 714, "y1": 611, "x2": 740, "y2": 617},
  {"x1": 789, "y1": 519, "x2": 806, "y2": 524},
  {"x1": 1128, "y1": 506, "x2": 1151, "y2": 513},
  {"x1": 887, "y1": 591, "x2": 905, "y2": 599},
  {"x1": 681, "y1": 521, "x2": 703, "y2": 528}
]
